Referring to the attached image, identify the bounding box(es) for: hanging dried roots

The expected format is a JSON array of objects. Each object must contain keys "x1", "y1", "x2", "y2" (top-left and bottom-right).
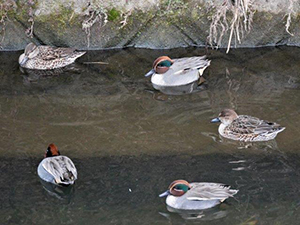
[
  {"x1": 25, "y1": 0, "x2": 36, "y2": 38},
  {"x1": 208, "y1": 0, "x2": 254, "y2": 53},
  {"x1": 82, "y1": 2, "x2": 108, "y2": 48},
  {"x1": 285, "y1": 0, "x2": 297, "y2": 36}
]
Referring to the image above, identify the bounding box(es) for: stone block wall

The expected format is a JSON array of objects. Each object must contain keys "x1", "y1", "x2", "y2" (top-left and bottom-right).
[{"x1": 0, "y1": 0, "x2": 299, "y2": 50}]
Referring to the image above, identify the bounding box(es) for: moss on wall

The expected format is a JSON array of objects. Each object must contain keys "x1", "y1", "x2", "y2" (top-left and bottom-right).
[
  {"x1": 108, "y1": 8, "x2": 121, "y2": 21},
  {"x1": 0, "y1": 0, "x2": 300, "y2": 50}
]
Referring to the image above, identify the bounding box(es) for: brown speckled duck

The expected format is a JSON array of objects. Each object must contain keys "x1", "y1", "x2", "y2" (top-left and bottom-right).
[
  {"x1": 211, "y1": 109, "x2": 285, "y2": 142},
  {"x1": 19, "y1": 43, "x2": 86, "y2": 70}
]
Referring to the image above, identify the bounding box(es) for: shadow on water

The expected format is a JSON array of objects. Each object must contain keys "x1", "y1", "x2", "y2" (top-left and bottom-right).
[
  {"x1": 1, "y1": 152, "x2": 300, "y2": 224},
  {"x1": 0, "y1": 46, "x2": 300, "y2": 224}
]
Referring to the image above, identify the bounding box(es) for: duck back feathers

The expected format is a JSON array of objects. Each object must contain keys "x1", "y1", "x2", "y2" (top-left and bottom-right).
[
  {"x1": 19, "y1": 43, "x2": 86, "y2": 70},
  {"x1": 38, "y1": 155, "x2": 77, "y2": 185},
  {"x1": 224, "y1": 115, "x2": 285, "y2": 142}
]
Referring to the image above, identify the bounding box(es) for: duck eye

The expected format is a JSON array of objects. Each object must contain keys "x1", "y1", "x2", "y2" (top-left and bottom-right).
[{"x1": 47, "y1": 147, "x2": 51, "y2": 152}]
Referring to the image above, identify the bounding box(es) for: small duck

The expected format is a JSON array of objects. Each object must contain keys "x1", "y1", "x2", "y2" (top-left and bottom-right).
[
  {"x1": 159, "y1": 180, "x2": 238, "y2": 210},
  {"x1": 19, "y1": 42, "x2": 86, "y2": 70},
  {"x1": 211, "y1": 109, "x2": 285, "y2": 142},
  {"x1": 145, "y1": 56, "x2": 210, "y2": 89},
  {"x1": 37, "y1": 144, "x2": 77, "y2": 186}
]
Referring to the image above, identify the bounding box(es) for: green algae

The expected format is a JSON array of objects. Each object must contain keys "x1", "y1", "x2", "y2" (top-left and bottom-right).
[
  {"x1": 35, "y1": 4, "x2": 81, "y2": 36},
  {"x1": 108, "y1": 8, "x2": 120, "y2": 21}
]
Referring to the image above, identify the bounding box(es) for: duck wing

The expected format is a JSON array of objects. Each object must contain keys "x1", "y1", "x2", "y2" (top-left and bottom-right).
[
  {"x1": 38, "y1": 46, "x2": 78, "y2": 61},
  {"x1": 228, "y1": 115, "x2": 284, "y2": 135},
  {"x1": 171, "y1": 56, "x2": 210, "y2": 75},
  {"x1": 42, "y1": 156, "x2": 77, "y2": 185},
  {"x1": 186, "y1": 182, "x2": 238, "y2": 201}
]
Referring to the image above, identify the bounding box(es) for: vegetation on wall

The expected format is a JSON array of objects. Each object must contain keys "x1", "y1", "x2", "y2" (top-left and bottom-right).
[
  {"x1": 0, "y1": 0, "x2": 16, "y2": 49},
  {"x1": 0, "y1": 0, "x2": 36, "y2": 48},
  {"x1": 285, "y1": 0, "x2": 297, "y2": 36},
  {"x1": 208, "y1": 0, "x2": 254, "y2": 53},
  {"x1": 0, "y1": 0, "x2": 298, "y2": 50},
  {"x1": 82, "y1": 3, "x2": 108, "y2": 48}
]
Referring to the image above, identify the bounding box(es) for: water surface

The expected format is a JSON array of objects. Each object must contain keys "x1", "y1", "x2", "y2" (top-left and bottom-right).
[{"x1": 0, "y1": 47, "x2": 300, "y2": 224}]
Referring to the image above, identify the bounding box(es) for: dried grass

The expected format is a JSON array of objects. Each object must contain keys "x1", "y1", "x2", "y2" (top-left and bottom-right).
[
  {"x1": 0, "y1": 0, "x2": 16, "y2": 48},
  {"x1": 208, "y1": 0, "x2": 254, "y2": 53},
  {"x1": 82, "y1": 2, "x2": 108, "y2": 48},
  {"x1": 285, "y1": 0, "x2": 297, "y2": 36},
  {"x1": 25, "y1": 0, "x2": 35, "y2": 38}
]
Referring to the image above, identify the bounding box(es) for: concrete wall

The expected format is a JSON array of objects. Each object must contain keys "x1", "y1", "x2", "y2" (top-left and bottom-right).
[{"x1": 0, "y1": 0, "x2": 299, "y2": 50}]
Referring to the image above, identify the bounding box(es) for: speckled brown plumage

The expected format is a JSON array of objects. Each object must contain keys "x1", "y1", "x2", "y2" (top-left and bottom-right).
[{"x1": 19, "y1": 43, "x2": 86, "y2": 70}]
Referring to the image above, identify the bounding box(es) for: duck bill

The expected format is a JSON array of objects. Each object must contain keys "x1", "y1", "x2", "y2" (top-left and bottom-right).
[
  {"x1": 159, "y1": 190, "x2": 170, "y2": 198},
  {"x1": 211, "y1": 117, "x2": 221, "y2": 123},
  {"x1": 20, "y1": 56, "x2": 29, "y2": 66},
  {"x1": 145, "y1": 69, "x2": 155, "y2": 77}
]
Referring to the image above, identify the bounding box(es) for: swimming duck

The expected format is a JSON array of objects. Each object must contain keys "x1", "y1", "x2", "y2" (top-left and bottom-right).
[
  {"x1": 211, "y1": 109, "x2": 285, "y2": 142},
  {"x1": 159, "y1": 180, "x2": 238, "y2": 210},
  {"x1": 37, "y1": 144, "x2": 77, "y2": 186},
  {"x1": 19, "y1": 42, "x2": 86, "y2": 70},
  {"x1": 145, "y1": 56, "x2": 210, "y2": 89}
]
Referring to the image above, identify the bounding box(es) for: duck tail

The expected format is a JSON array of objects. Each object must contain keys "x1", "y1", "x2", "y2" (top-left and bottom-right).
[{"x1": 276, "y1": 126, "x2": 286, "y2": 133}]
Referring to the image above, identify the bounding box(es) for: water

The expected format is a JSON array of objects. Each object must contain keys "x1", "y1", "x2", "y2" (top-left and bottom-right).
[{"x1": 0, "y1": 46, "x2": 300, "y2": 224}]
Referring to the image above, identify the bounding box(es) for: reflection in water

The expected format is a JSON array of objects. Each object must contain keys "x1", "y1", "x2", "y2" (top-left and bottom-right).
[
  {"x1": 151, "y1": 79, "x2": 206, "y2": 96},
  {"x1": 160, "y1": 205, "x2": 228, "y2": 221},
  {"x1": 39, "y1": 179, "x2": 74, "y2": 201},
  {"x1": 1, "y1": 47, "x2": 300, "y2": 224},
  {"x1": 20, "y1": 64, "x2": 82, "y2": 84}
]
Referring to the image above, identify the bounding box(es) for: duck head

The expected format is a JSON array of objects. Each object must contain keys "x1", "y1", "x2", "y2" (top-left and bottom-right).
[
  {"x1": 159, "y1": 180, "x2": 191, "y2": 198},
  {"x1": 44, "y1": 143, "x2": 61, "y2": 158},
  {"x1": 211, "y1": 109, "x2": 238, "y2": 125},
  {"x1": 145, "y1": 56, "x2": 174, "y2": 77},
  {"x1": 19, "y1": 43, "x2": 39, "y2": 66}
]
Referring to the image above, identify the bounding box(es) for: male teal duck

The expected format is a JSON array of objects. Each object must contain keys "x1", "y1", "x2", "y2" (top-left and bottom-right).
[
  {"x1": 37, "y1": 144, "x2": 77, "y2": 186},
  {"x1": 159, "y1": 180, "x2": 238, "y2": 210},
  {"x1": 19, "y1": 43, "x2": 86, "y2": 70},
  {"x1": 145, "y1": 56, "x2": 210, "y2": 89},
  {"x1": 211, "y1": 109, "x2": 285, "y2": 142}
]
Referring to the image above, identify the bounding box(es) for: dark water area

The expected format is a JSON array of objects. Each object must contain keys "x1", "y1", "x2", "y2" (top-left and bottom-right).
[{"x1": 0, "y1": 47, "x2": 300, "y2": 224}]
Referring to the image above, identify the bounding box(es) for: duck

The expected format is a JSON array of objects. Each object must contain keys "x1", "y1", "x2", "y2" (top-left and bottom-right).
[
  {"x1": 19, "y1": 42, "x2": 86, "y2": 70},
  {"x1": 37, "y1": 144, "x2": 77, "y2": 186},
  {"x1": 145, "y1": 56, "x2": 210, "y2": 89},
  {"x1": 159, "y1": 180, "x2": 238, "y2": 210},
  {"x1": 211, "y1": 109, "x2": 285, "y2": 142}
]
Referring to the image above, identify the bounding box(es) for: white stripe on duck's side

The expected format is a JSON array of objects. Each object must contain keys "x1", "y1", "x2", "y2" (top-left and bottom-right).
[
  {"x1": 145, "y1": 56, "x2": 210, "y2": 87},
  {"x1": 159, "y1": 180, "x2": 238, "y2": 210},
  {"x1": 211, "y1": 109, "x2": 285, "y2": 142},
  {"x1": 37, "y1": 144, "x2": 77, "y2": 186},
  {"x1": 19, "y1": 42, "x2": 86, "y2": 70}
]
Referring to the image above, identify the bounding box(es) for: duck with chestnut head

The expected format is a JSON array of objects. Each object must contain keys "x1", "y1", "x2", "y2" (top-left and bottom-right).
[
  {"x1": 37, "y1": 144, "x2": 77, "y2": 186},
  {"x1": 19, "y1": 42, "x2": 86, "y2": 70},
  {"x1": 159, "y1": 180, "x2": 238, "y2": 210},
  {"x1": 211, "y1": 109, "x2": 285, "y2": 142},
  {"x1": 145, "y1": 56, "x2": 210, "y2": 92}
]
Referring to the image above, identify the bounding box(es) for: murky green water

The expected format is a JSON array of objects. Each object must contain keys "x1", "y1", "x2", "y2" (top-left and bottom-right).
[{"x1": 1, "y1": 47, "x2": 300, "y2": 224}]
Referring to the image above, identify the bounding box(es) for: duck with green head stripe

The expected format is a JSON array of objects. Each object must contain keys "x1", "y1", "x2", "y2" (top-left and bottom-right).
[
  {"x1": 145, "y1": 55, "x2": 210, "y2": 92},
  {"x1": 159, "y1": 180, "x2": 238, "y2": 210}
]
